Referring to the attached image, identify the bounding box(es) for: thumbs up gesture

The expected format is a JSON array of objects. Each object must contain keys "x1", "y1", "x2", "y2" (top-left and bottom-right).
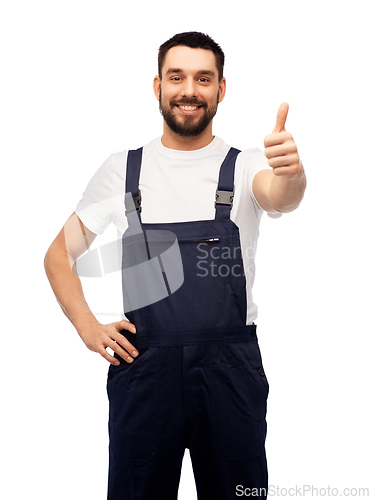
[{"x1": 264, "y1": 103, "x2": 302, "y2": 178}]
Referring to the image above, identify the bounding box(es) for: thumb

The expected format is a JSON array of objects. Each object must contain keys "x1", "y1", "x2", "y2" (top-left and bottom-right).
[
  {"x1": 272, "y1": 102, "x2": 289, "y2": 133},
  {"x1": 115, "y1": 319, "x2": 136, "y2": 333}
]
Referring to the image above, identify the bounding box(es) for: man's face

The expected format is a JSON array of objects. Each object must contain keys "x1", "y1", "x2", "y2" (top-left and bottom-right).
[{"x1": 154, "y1": 46, "x2": 225, "y2": 137}]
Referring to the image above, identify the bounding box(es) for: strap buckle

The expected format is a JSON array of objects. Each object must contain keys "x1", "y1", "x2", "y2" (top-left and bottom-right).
[
  {"x1": 215, "y1": 185, "x2": 235, "y2": 209},
  {"x1": 125, "y1": 189, "x2": 142, "y2": 215}
]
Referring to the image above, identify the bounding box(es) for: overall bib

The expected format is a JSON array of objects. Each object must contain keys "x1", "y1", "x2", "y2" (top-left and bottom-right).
[{"x1": 106, "y1": 147, "x2": 269, "y2": 500}]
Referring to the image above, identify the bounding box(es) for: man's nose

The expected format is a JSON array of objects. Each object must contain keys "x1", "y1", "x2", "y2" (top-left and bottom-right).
[{"x1": 181, "y1": 78, "x2": 197, "y2": 97}]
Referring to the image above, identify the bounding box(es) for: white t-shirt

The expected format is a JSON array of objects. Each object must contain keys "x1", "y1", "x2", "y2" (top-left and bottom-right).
[{"x1": 75, "y1": 136, "x2": 281, "y2": 324}]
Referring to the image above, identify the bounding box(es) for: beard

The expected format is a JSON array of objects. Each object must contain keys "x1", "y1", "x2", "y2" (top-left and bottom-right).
[{"x1": 159, "y1": 89, "x2": 219, "y2": 137}]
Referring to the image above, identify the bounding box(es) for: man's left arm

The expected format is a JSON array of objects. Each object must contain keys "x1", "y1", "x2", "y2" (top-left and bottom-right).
[{"x1": 252, "y1": 102, "x2": 307, "y2": 214}]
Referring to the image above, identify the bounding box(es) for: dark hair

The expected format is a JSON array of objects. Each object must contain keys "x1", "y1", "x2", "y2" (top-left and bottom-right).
[{"x1": 158, "y1": 31, "x2": 225, "y2": 82}]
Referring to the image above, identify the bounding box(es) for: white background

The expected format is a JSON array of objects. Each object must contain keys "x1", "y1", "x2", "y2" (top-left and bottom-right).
[{"x1": 1, "y1": 0, "x2": 369, "y2": 498}]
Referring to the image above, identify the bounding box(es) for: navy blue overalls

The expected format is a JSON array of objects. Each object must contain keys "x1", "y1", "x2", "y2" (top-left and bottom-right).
[{"x1": 106, "y1": 146, "x2": 269, "y2": 500}]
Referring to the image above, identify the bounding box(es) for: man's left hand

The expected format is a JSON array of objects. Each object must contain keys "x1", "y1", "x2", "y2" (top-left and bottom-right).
[{"x1": 264, "y1": 102, "x2": 303, "y2": 179}]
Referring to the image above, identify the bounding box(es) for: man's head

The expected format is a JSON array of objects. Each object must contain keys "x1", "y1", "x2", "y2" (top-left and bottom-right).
[{"x1": 154, "y1": 32, "x2": 226, "y2": 140}]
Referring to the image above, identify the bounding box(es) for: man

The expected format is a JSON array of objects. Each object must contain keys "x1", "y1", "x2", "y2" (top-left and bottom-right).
[{"x1": 44, "y1": 32, "x2": 306, "y2": 500}]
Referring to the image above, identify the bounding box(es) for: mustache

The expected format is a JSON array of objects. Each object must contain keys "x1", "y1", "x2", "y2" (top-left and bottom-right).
[{"x1": 171, "y1": 97, "x2": 207, "y2": 107}]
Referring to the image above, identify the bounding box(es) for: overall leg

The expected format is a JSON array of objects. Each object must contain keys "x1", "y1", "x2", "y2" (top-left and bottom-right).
[
  {"x1": 187, "y1": 340, "x2": 269, "y2": 500},
  {"x1": 107, "y1": 346, "x2": 187, "y2": 500}
]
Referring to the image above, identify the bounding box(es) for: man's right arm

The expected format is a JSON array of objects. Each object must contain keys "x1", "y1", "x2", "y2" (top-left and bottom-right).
[{"x1": 44, "y1": 212, "x2": 139, "y2": 365}]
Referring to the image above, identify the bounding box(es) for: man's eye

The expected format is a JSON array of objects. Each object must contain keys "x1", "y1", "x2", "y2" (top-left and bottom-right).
[
  {"x1": 199, "y1": 78, "x2": 210, "y2": 83},
  {"x1": 171, "y1": 77, "x2": 182, "y2": 81}
]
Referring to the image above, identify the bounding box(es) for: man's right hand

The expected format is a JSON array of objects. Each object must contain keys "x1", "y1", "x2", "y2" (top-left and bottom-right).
[
  {"x1": 79, "y1": 319, "x2": 138, "y2": 365},
  {"x1": 45, "y1": 213, "x2": 139, "y2": 366}
]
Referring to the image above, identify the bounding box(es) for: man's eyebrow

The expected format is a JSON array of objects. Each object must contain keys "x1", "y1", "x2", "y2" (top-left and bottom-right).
[
  {"x1": 165, "y1": 68, "x2": 216, "y2": 77},
  {"x1": 166, "y1": 68, "x2": 182, "y2": 74},
  {"x1": 196, "y1": 70, "x2": 215, "y2": 76}
]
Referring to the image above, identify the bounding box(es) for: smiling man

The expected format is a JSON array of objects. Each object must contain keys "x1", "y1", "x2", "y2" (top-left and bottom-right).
[{"x1": 44, "y1": 32, "x2": 306, "y2": 500}]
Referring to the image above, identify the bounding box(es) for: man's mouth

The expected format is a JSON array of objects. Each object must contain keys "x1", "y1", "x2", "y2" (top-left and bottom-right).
[
  {"x1": 176, "y1": 104, "x2": 202, "y2": 114},
  {"x1": 178, "y1": 105, "x2": 199, "y2": 111}
]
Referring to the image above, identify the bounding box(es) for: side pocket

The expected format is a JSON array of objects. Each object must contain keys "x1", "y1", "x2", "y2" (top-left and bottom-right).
[
  {"x1": 107, "y1": 347, "x2": 159, "y2": 464},
  {"x1": 210, "y1": 341, "x2": 268, "y2": 461},
  {"x1": 223, "y1": 340, "x2": 269, "y2": 401}
]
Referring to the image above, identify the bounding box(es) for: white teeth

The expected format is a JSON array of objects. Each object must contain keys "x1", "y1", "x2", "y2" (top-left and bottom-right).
[{"x1": 179, "y1": 105, "x2": 198, "y2": 111}]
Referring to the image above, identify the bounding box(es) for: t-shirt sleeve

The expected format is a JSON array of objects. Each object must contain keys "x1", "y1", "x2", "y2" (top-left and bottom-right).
[
  {"x1": 246, "y1": 147, "x2": 283, "y2": 219},
  {"x1": 75, "y1": 152, "x2": 127, "y2": 234}
]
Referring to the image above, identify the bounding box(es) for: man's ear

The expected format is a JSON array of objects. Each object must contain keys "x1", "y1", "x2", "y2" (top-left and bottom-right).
[
  {"x1": 218, "y1": 77, "x2": 226, "y2": 103},
  {"x1": 153, "y1": 75, "x2": 161, "y2": 102}
]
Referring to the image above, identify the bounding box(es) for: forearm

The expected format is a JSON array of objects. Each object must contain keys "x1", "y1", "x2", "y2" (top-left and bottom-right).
[
  {"x1": 44, "y1": 246, "x2": 99, "y2": 335},
  {"x1": 268, "y1": 164, "x2": 307, "y2": 213}
]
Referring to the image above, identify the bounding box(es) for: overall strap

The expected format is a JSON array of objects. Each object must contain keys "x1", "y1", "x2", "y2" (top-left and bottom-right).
[
  {"x1": 125, "y1": 147, "x2": 143, "y2": 225},
  {"x1": 124, "y1": 145, "x2": 241, "y2": 222},
  {"x1": 215, "y1": 147, "x2": 241, "y2": 220}
]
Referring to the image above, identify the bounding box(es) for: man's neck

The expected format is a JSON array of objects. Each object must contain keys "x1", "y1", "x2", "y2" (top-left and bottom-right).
[{"x1": 160, "y1": 123, "x2": 215, "y2": 151}]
